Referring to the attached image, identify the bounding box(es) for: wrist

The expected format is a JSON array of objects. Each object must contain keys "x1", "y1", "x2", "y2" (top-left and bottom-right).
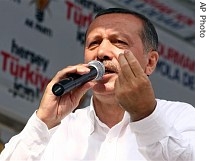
[
  {"x1": 36, "y1": 110, "x2": 61, "y2": 129},
  {"x1": 130, "y1": 100, "x2": 157, "y2": 122}
]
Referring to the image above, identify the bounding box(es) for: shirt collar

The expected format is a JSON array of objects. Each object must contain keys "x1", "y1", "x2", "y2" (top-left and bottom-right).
[
  {"x1": 87, "y1": 96, "x2": 96, "y2": 134},
  {"x1": 87, "y1": 96, "x2": 130, "y2": 135}
]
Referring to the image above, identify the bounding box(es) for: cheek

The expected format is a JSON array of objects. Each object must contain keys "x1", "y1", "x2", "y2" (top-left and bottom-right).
[
  {"x1": 84, "y1": 50, "x2": 96, "y2": 63},
  {"x1": 135, "y1": 53, "x2": 148, "y2": 71},
  {"x1": 142, "y1": 60, "x2": 149, "y2": 73}
]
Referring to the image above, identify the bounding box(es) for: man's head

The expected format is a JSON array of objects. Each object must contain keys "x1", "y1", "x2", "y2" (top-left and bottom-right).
[
  {"x1": 84, "y1": 8, "x2": 159, "y2": 94},
  {"x1": 88, "y1": 8, "x2": 159, "y2": 53}
]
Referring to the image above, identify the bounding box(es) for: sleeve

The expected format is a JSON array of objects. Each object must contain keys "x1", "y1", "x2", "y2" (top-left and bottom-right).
[
  {"x1": 0, "y1": 111, "x2": 58, "y2": 161},
  {"x1": 129, "y1": 101, "x2": 195, "y2": 161}
]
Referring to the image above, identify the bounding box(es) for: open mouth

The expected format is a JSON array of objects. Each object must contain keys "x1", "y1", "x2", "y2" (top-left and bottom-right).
[{"x1": 105, "y1": 68, "x2": 116, "y2": 74}]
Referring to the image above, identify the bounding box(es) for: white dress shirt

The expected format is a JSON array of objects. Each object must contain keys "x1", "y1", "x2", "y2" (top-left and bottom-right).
[{"x1": 0, "y1": 98, "x2": 195, "y2": 161}]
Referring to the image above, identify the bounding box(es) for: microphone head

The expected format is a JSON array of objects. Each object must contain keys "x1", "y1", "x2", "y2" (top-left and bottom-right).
[{"x1": 88, "y1": 60, "x2": 105, "y2": 80}]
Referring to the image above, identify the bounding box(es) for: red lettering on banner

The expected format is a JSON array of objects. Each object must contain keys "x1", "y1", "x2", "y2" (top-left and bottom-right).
[
  {"x1": 1, "y1": 50, "x2": 17, "y2": 71},
  {"x1": 175, "y1": 13, "x2": 194, "y2": 26},
  {"x1": 65, "y1": 0, "x2": 93, "y2": 27},
  {"x1": 141, "y1": 0, "x2": 194, "y2": 26},
  {"x1": 142, "y1": 0, "x2": 175, "y2": 14},
  {"x1": 66, "y1": 0, "x2": 74, "y2": 19},
  {"x1": 158, "y1": 43, "x2": 194, "y2": 73},
  {"x1": 1, "y1": 51, "x2": 50, "y2": 92}
]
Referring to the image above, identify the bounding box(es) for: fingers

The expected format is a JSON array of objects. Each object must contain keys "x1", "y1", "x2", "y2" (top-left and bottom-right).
[
  {"x1": 51, "y1": 64, "x2": 90, "y2": 84},
  {"x1": 45, "y1": 63, "x2": 92, "y2": 98},
  {"x1": 118, "y1": 50, "x2": 144, "y2": 81},
  {"x1": 116, "y1": 50, "x2": 156, "y2": 121}
]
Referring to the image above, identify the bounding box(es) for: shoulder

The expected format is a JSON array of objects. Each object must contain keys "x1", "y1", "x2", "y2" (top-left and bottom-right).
[
  {"x1": 156, "y1": 99, "x2": 194, "y2": 111},
  {"x1": 155, "y1": 99, "x2": 194, "y2": 127},
  {"x1": 156, "y1": 99, "x2": 194, "y2": 118}
]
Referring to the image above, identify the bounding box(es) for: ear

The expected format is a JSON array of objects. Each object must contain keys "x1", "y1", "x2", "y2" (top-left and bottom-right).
[{"x1": 145, "y1": 51, "x2": 159, "y2": 75}]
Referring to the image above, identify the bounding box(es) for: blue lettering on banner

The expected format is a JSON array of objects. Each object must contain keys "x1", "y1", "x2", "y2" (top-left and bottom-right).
[
  {"x1": 24, "y1": 18, "x2": 53, "y2": 37},
  {"x1": 142, "y1": 8, "x2": 184, "y2": 29},
  {"x1": 74, "y1": 0, "x2": 104, "y2": 14},
  {"x1": 155, "y1": 59, "x2": 194, "y2": 91},
  {"x1": 182, "y1": 71, "x2": 194, "y2": 90},
  {"x1": 156, "y1": 60, "x2": 180, "y2": 83},
  {"x1": 76, "y1": 27, "x2": 86, "y2": 45},
  {"x1": 8, "y1": 78, "x2": 40, "y2": 102},
  {"x1": 11, "y1": 39, "x2": 49, "y2": 72}
]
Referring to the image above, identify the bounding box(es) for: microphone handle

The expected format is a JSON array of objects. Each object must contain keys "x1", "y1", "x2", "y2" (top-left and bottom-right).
[{"x1": 52, "y1": 66, "x2": 97, "y2": 96}]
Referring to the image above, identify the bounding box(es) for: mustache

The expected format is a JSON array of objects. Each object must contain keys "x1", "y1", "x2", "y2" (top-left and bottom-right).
[{"x1": 102, "y1": 60, "x2": 119, "y2": 73}]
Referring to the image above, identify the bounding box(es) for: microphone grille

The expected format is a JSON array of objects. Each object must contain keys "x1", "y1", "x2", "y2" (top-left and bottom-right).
[{"x1": 88, "y1": 60, "x2": 105, "y2": 80}]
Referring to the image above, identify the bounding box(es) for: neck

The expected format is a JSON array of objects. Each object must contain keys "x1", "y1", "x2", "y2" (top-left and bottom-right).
[{"x1": 93, "y1": 94, "x2": 125, "y2": 128}]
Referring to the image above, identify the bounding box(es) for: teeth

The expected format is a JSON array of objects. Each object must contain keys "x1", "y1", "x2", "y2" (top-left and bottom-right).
[{"x1": 105, "y1": 69, "x2": 114, "y2": 73}]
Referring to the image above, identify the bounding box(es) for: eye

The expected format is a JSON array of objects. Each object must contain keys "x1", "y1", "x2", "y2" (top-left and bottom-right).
[
  {"x1": 89, "y1": 41, "x2": 98, "y2": 46},
  {"x1": 88, "y1": 40, "x2": 101, "y2": 49},
  {"x1": 117, "y1": 40, "x2": 127, "y2": 44},
  {"x1": 112, "y1": 39, "x2": 128, "y2": 47}
]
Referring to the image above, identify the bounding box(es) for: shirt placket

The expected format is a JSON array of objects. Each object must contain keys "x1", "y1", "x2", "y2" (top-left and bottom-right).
[{"x1": 96, "y1": 122, "x2": 125, "y2": 161}]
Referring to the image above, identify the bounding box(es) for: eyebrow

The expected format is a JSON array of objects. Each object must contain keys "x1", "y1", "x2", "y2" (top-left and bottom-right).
[{"x1": 86, "y1": 31, "x2": 132, "y2": 42}]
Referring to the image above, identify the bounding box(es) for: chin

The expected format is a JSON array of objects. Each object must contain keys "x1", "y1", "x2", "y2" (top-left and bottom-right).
[
  {"x1": 92, "y1": 81, "x2": 115, "y2": 95},
  {"x1": 91, "y1": 73, "x2": 117, "y2": 93}
]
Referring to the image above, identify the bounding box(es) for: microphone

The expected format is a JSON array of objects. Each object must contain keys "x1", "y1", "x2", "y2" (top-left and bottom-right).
[{"x1": 52, "y1": 60, "x2": 105, "y2": 96}]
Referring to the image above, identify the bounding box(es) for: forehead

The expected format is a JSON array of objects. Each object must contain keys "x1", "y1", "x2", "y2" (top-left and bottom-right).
[{"x1": 86, "y1": 13, "x2": 143, "y2": 36}]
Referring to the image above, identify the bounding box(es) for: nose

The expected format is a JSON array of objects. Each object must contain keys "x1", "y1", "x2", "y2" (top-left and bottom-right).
[{"x1": 97, "y1": 39, "x2": 114, "y2": 60}]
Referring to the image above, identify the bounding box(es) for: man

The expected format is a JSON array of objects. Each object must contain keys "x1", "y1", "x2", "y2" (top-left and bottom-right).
[{"x1": 0, "y1": 8, "x2": 194, "y2": 161}]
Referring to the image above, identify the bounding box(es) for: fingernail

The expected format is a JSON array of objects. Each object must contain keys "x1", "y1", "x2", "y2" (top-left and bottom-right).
[{"x1": 124, "y1": 50, "x2": 129, "y2": 54}]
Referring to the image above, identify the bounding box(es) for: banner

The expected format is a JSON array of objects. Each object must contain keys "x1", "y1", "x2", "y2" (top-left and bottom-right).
[
  {"x1": 107, "y1": 0, "x2": 195, "y2": 43},
  {"x1": 0, "y1": 0, "x2": 194, "y2": 128}
]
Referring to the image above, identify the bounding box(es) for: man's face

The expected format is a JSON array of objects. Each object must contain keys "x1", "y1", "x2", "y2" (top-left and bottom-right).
[{"x1": 84, "y1": 13, "x2": 149, "y2": 94}]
